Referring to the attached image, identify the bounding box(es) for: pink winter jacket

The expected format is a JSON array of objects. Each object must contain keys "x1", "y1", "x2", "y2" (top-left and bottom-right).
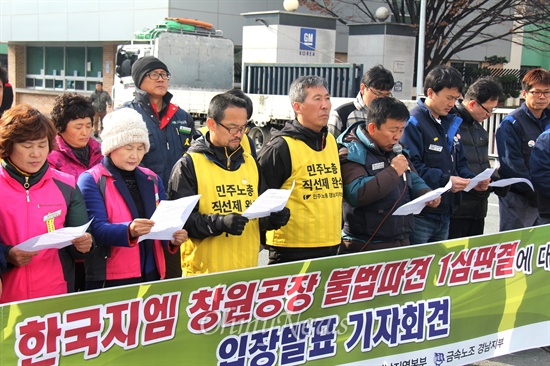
[
  {"x1": 48, "y1": 135, "x2": 103, "y2": 179},
  {"x1": 0, "y1": 166, "x2": 81, "y2": 303},
  {"x1": 81, "y1": 163, "x2": 169, "y2": 281}
]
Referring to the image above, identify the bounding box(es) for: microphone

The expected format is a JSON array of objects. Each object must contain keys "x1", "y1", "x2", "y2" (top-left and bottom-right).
[
  {"x1": 392, "y1": 143, "x2": 403, "y2": 155},
  {"x1": 392, "y1": 144, "x2": 407, "y2": 182}
]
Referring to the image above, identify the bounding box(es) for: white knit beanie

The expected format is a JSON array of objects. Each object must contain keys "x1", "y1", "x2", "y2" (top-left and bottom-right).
[{"x1": 100, "y1": 108, "x2": 151, "y2": 156}]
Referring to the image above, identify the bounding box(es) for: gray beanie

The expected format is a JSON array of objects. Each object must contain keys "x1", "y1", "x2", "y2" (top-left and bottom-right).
[
  {"x1": 131, "y1": 56, "x2": 169, "y2": 88},
  {"x1": 100, "y1": 108, "x2": 150, "y2": 156}
]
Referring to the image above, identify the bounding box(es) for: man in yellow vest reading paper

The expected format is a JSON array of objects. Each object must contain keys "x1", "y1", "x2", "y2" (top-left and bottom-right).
[{"x1": 258, "y1": 75, "x2": 343, "y2": 264}]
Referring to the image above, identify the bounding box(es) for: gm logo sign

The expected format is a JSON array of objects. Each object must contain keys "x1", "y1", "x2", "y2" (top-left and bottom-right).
[{"x1": 300, "y1": 28, "x2": 316, "y2": 51}]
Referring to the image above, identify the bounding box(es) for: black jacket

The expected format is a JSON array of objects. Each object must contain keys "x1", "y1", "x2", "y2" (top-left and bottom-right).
[
  {"x1": 258, "y1": 120, "x2": 335, "y2": 189},
  {"x1": 167, "y1": 134, "x2": 271, "y2": 239},
  {"x1": 451, "y1": 102, "x2": 491, "y2": 219}
]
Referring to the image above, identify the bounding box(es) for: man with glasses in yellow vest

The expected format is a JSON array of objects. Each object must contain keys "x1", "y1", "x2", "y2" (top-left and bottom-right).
[
  {"x1": 167, "y1": 92, "x2": 290, "y2": 276},
  {"x1": 198, "y1": 88, "x2": 256, "y2": 157}
]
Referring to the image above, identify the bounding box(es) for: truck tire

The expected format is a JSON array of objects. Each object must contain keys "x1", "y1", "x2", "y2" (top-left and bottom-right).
[{"x1": 248, "y1": 126, "x2": 271, "y2": 152}]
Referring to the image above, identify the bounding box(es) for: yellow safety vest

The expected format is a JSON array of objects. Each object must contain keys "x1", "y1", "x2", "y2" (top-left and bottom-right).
[
  {"x1": 267, "y1": 134, "x2": 343, "y2": 248},
  {"x1": 182, "y1": 151, "x2": 260, "y2": 276}
]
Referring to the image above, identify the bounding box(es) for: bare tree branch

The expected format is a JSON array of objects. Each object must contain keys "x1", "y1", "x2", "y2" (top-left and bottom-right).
[{"x1": 299, "y1": 0, "x2": 550, "y2": 75}]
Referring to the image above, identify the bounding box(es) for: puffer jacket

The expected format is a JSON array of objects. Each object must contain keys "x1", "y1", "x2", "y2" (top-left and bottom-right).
[
  {"x1": 0, "y1": 161, "x2": 90, "y2": 303},
  {"x1": 338, "y1": 122, "x2": 431, "y2": 242},
  {"x1": 48, "y1": 135, "x2": 103, "y2": 179},
  {"x1": 78, "y1": 158, "x2": 173, "y2": 281},
  {"x1": 451, "y1": 102, "x2": 491, "y2": 219},
  {"x1": 121, "y1": 89, "x2": 196, "y2": 189}
]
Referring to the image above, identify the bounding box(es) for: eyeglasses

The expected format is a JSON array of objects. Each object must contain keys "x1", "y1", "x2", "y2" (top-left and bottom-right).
[
  {"x1": 146, "y1": 72, "x2": 171, "y2": 80},
  {"x1": 475, "y1": 100, "x2": 497, "y2": 114},
  {"x1": 527, "y1": 90, "x2": 550, "y2": 98},
  {"x1": 217, "y1": 122, "x2": 249, "y2": 135},
  {"x1": 368, "y1": 87, "x2": 392, "y2": 98}
]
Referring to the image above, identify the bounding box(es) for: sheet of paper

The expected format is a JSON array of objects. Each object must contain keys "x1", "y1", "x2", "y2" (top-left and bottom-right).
[
  {"x1": 16, "y1": 219, "x2": 93, "y2": 252},
  {"x1": 139, "y1": 195, "x2": 201, "y2": 242},
  {"x1": 242, "y1": 181, "x2": 295, "y2": 219},
  {"x1": 489, "y1": 178, "x2": 534, "y2": 191},
  {"x1": 464, "y1": 167, "x2": 496, "y2": 192},
  {"x1": 393, "y1": 180, "x2": 452, "y2": 216}
]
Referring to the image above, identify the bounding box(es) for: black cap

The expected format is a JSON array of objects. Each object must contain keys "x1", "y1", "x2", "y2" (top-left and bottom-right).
[{"x1": 131, "y1": 56, "x2": 169, "y2": 88}]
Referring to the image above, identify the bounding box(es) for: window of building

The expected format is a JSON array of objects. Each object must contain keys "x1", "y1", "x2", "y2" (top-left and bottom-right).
[
  {"x1": 26, "y1": 46, "x2": 103, "y2": 91},
  {"x1": 450, "y1": 61, "x2": 480, "y2": 71},
  {"x1": 0, "y1": 55, "x2": 7, "y2": 69}
]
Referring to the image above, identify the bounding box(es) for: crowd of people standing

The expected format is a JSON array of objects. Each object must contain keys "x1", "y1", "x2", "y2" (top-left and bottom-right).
[{"x1": 0, "y1": 60, "x2": 549, "y2": 304}]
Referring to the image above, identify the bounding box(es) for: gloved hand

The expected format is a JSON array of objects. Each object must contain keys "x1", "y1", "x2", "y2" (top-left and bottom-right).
[
  {"x1": 267, "y1": 208, "x2": 291, "y2": 230},
  {"x1": 218, "y1": 213, "x2": 249, "y2": 236}
]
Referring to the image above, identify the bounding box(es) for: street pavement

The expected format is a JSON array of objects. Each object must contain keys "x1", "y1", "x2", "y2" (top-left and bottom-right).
[{"x1": 258, "y1": 192, "x2": 550, "y2": 365}]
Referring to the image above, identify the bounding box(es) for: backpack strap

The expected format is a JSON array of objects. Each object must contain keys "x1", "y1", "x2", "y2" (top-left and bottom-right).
[{"x1": 335, "y1": 101, "x2": 357, "y2": 128}]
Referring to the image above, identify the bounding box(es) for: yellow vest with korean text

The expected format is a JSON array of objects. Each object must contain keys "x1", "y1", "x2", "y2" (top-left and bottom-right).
[
  {"x1": 183, "y1": 151, "x2": 260, "y2": 276},
  {"x1": 267, "y1": 134, "x2": 343, "y2": 248}
]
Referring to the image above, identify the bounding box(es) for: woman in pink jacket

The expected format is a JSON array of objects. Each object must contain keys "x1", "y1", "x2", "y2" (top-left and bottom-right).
[
  {"x1": 48, "y1": 92, "x2": 103, "y2": 178},
  {"x1": 0, "y1": 104, "x2": 93, "y2": 303},
  {"x1": 47, "y1": 92, "x2": 103, "y2": 291}
]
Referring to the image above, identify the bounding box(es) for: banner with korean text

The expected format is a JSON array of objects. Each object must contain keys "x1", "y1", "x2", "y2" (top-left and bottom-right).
[{"x1": 1, "y1": 225, "x2": 549, "y2": 365}]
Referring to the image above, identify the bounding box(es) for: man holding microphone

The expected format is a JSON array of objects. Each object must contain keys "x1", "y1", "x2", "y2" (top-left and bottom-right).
[{"x1": 337, "y1": 97, "x2": 440, "y2": 253}]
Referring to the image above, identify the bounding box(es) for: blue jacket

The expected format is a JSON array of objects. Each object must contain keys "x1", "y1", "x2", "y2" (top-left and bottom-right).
[
  {"x1": 122, "y1": 89, "x2": 196, "y2": 190},
  {"x1": 0, "y1": 243, "x2": 8, "y2": 278},
  {"x1": 338, "y1": 122, "x2": 431, "y2": 242},
  {"x1": 530, "y1": 129, "x2": 550, "y2": 217},
  {"x1": 78, "y1": 157, "x2": 169, "y2": 281},
  {"x1": 401, "y1": 99, "x2": 474, "y2": 215},
  {"x1": 496, "y1": 103, "x2": 550, "y2": 196}
]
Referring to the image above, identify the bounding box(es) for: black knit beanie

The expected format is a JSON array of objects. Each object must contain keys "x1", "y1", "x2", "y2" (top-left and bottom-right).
[{"x1": 131, "y1": 56, "x2": 169, "y2": 88}]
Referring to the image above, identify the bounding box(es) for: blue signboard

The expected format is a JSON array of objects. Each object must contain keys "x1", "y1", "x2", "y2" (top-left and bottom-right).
[
  {"x1": 300, "y1": 28, "x2": 316, "y2": 51},
  {"x1": 394, "y1": 81, "x2": 403, "y2": 92}
]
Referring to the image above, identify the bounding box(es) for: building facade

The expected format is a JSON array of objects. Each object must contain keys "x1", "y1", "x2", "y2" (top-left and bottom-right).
[
  {"x1": 0, "y1": 0, "x2": 547, "y2": 113},
  {"x1": 0, "y1": 0, "x2": 287, "y2": 112}
]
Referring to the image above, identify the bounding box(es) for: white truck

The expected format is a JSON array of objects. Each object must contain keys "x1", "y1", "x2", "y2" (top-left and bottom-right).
[{"x1": 113, "y1": 21, "x2": 362, "y2": 150}]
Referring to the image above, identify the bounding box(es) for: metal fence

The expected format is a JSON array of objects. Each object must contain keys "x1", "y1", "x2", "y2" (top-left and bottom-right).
[
  {"x1": 242, "y1": 63, "x2": 363, "y2": 98},
  {"x1": 455, "y1": 67, "x2": 531, "y2": 100},
  {"x1": 481, "y1": 108, "x2": 513, "y2": 158}
]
